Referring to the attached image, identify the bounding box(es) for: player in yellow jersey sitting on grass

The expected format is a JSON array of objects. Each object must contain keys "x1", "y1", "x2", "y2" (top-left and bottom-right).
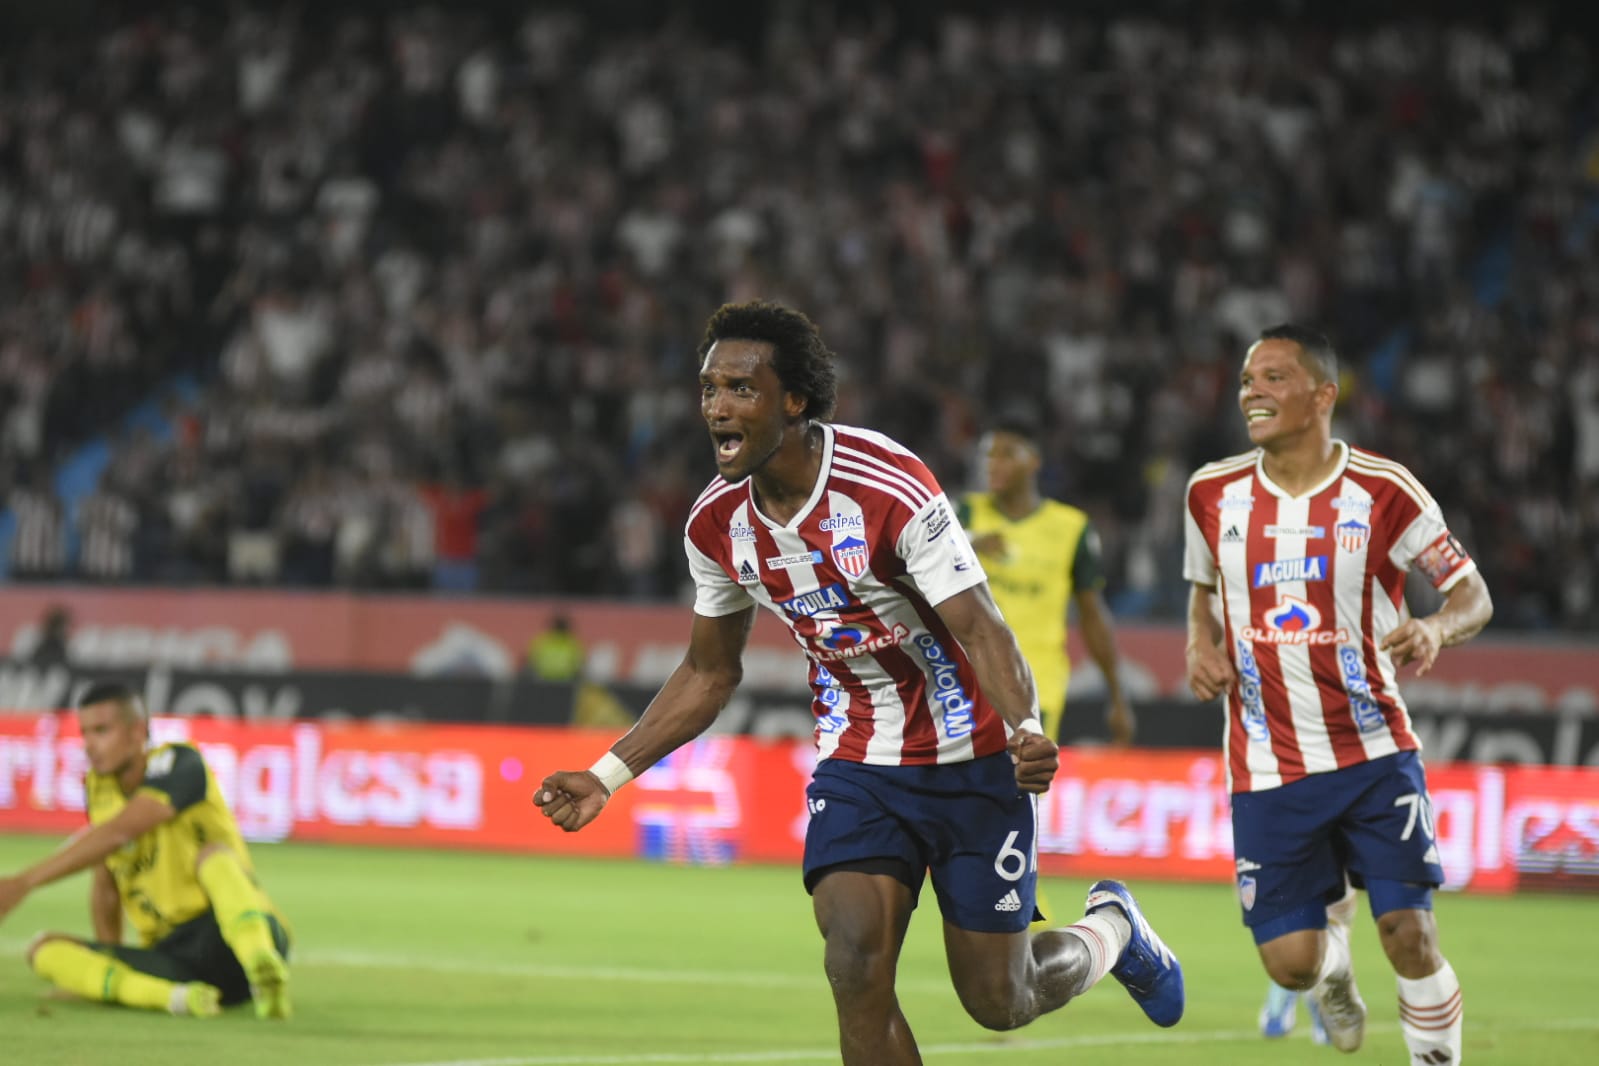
[
  {"x1": 960, "y1": 412, "x2": 1135, "y2": 929},
  {"x1": 0, "y1": 682, "x2": 292, "y2": 1019}
]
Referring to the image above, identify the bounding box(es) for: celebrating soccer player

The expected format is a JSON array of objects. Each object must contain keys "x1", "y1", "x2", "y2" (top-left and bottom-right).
[
  {"x1": 0, "y1": 682, "x2": 292, "y2": 1019},
  {"x1": 1184, "y1": 324, "x2": 1492, "y2": 1062},
  {"x1": 537, "y1": 300, "x2": 1184, "y2": 1065}
]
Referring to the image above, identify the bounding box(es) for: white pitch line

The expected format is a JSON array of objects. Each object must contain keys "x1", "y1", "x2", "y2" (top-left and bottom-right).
[
  {"x1": 297, "y1": 947, "x2": 840, "y2": 990},
  {"x1": 372, "y1": 1018, "x2": 1599, "y2": 1066}
]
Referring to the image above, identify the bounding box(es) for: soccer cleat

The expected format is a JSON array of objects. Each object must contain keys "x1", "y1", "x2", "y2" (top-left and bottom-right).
[
  {"x1": 1307, "y1": 994, "x2": 1331, "y2": 1045},
  {"x1": 169, "y1": 981, "x2": 222, "y2": 1018},
  {"x1": 1085, "y1": 879, "x2": 1185, "y2": 1027},
  {"x1": 1308, "y1": 917, "x2": 1365, "y2": 1051},
  {"x1": 248, "y1": 949, "x2": 292, "y2": 1020},
  {"x1": 1259, "y1": 982, "x2": 1300, "y2": 1038}
]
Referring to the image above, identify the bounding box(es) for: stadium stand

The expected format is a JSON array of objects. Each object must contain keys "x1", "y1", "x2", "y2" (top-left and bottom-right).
[{"x1": 0, "y1": 2, "x2": 1593, "y2": 630}]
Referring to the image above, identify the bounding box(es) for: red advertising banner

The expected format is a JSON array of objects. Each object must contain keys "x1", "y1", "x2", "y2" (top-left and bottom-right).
[
  {"x1": 3, "y1": 715, "x2": 1595, "y2": 894},
  {"x1": 2, "y1": 587, "x2": 1594, "y2": 713}
]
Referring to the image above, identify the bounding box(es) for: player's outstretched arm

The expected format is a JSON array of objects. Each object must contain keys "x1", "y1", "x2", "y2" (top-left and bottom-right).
[
  {"x1": 934, "y1": 583, "x2": 1059, "y2": 792},
  {"x1": 1381, "y1": 570, "x2": 1493, "y2": 676},
  {"x1": 0, "y1": 794, "x2": 174, "y2": 925},
  {"x1": 535, "y1": 607, "x2": 755, "y2": 832},
  {"x1": 1185, "y1": 584, "x2": 1236, "y2": 701}
]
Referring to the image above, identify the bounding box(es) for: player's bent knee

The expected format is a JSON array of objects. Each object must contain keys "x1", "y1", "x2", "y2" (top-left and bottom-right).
[
  {"x1": 1258, "y1": 939, "x2": 1322, "y2": 991},
  {"x1": 24, "y1": 932, "x2": 77, "y2": 968},
  {"x1": 1262, "y1": 960, "x2": 1319, "y2": 991},
  {"x1": 1376, "y1": 908, "x2": 1439, "y2": 970},
  {"x1": 821, "y1": 936, "x2": 894, "y2": 1001},
  {"x1": 955, "y1": 980, "x2": 1031, "y2": 1032}
]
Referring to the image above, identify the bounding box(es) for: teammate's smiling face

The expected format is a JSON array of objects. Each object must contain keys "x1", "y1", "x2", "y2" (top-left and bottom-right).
[
  {"x1": 78, "y1": 699, "x2": 148, "y2": 780},
  {"x1": 1239, "y1": 338, "x2": 1335, "y2": 448},
  {"x1": 700, "y1": 339, "x2": 805, "y2": 482}
]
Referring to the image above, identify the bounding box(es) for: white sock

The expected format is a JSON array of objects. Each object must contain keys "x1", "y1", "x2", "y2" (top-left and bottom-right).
[
  {"x1": 1398, "y1": 961, "x2": 1463, "y2": 1065},
  {"x1": 1061, "y1": 912, "x2": 1125, "y2": 993},
  {"x1": 1311, "y1": 913, "x2": 1354, "y2": 993},
  {"x1": 1328, "y1": 882, "x2": 1358, "y2": 927}
]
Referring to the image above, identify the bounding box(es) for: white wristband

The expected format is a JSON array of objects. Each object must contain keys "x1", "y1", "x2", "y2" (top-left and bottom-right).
[
  {"x1": 587, "y1": 752, "x2": 634, "y2": 797},
  {"x1": 1016, "y1": 719, "x2": 1044, "y2": 737}
]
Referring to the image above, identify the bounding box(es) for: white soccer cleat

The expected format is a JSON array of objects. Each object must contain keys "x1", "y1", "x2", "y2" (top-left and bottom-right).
[{"x1": 1309, "y1": 911, "x2": 1366, "y2": 1051}]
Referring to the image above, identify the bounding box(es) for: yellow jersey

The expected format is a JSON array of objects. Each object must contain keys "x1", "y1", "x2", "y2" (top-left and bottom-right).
[
  {"x1": 958, "y1": 493, "x2": 1106, "y2": 726},
  {"x1": 86, "y1": 742, "x2": 260, "y2": 946}
]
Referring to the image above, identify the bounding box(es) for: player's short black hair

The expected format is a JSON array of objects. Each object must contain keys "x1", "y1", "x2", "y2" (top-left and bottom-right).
[
  {"x1": 77, "y1": 680, "x2": 146, "y2": 723},
  {"x1": 1256, "y1": 324, "x2": 1338, "y2": 384},
  {"x1": 987, "y1": 405, "x2": 1043, "y2": 447},
  {"x1": 698, "y1": 300, "x2": 838, "y2": 421}
]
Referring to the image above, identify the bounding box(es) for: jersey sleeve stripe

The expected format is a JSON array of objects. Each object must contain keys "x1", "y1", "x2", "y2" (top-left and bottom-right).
[
  {"x1": 1187, "y1": 452, "x2": 1257, "y2": 486},
  {"x1": 835, "y1": 425, "x2": 918, "y2": 458},
  {"x1": 833, "y1": 447, "x2": 934, "y2": 506},
  {"x1": 686, "y1": 478, "x2": 746, "y2": 526},
  {"x1": 1347, "y1": 453, "x2": 1433, "y2": 509},
  {"x1": 830, "y1": 467, "x2": 927, "y2": 515}
]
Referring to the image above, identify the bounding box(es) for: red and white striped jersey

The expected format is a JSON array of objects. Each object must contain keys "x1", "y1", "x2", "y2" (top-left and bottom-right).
[
  {"x1": 686, "y1": 423, "x2": 1008, "y2": 767},
  {"x1": 1183, "y1": 442, "x2": 1477, "y2": 794}
]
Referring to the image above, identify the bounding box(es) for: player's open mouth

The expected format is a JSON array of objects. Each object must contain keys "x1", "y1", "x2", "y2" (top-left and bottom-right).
[
  {"x1": 1246, "y1": 408, "x2": 1275, "y2": 423},
  {"x1": 713, "y1": 431, "x2": 744, "y2": 462}
]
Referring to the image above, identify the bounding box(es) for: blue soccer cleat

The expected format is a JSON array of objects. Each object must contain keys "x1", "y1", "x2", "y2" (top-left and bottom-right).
[
  {"x1": 1259, "y1": 982, "x2": 1300, "y2": 1038},
  {"x1": 1085, "y1": 879, "x2": 1185, "y2": 1027},
  {"x1": 1307, "y1": 994, "x2": 1331, "y2": 1045}
]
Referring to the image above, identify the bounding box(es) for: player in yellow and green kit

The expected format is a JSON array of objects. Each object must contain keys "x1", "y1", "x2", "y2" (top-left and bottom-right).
[
  {"x1": 0, "y1": 682, "x2": 292, "y2": 1019},
  {"x1": 959, "y1": 414, "x2": 1135, "y2": 749},
  {"x1": 959, "y1": 414, "x2": 1136, "y2": 930}
]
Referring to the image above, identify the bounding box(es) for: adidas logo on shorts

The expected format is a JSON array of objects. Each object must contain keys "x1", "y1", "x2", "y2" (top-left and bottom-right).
[{"x1": 994, "y1": 889, "x2": 1022, "y2": 913}]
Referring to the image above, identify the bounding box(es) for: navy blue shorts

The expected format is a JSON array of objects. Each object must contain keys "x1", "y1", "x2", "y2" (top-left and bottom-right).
[
  {"x1": 1231, "y1": 751, "x2": 1445, "y2": 943},
  {"x1": 802, "y1": 753, "x2": 1042, "y2": 933}
]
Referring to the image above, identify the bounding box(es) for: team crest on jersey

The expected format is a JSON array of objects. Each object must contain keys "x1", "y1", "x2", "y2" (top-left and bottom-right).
[
  {"x1": 1336, "y1": 519, "x2": 1370, "y2": 553},
  {"x1": 832, "y1": 534, "x2": 870, "y2": 577},
  {"x1": 1239, "y1": 875, "x2": 1257, "y2": 911}
]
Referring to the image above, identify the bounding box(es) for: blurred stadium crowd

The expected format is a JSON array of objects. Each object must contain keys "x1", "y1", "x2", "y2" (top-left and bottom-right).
[{"x1": 0, "y1": 2, "x2": 1594, "y2": 629}]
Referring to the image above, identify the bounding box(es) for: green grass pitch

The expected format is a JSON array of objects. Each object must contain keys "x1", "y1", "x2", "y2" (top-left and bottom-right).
[{"x1": 0, "y1": 833, "x2": 1594, "y2": 1065}]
